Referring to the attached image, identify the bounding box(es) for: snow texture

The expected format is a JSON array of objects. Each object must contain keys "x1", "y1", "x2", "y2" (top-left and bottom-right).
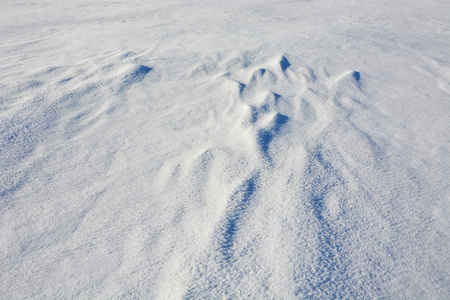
[{"x1": 1, "y1": 0, "x2": 450, "y2": 298}]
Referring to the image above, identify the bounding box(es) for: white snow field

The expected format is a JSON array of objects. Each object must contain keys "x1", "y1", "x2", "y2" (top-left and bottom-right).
[{"x1": 1, "y1": 0, "x2": 450, "y2": 298}]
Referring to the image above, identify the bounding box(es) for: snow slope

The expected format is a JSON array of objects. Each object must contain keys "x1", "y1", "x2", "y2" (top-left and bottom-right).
[{"x1": 1, "y1": 0, "x2": 450, "y2": 298}]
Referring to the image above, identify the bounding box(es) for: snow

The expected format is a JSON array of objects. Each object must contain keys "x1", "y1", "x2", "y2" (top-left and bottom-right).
[{"x1": 1, "y1": 0, "x2": 450, "y2": 298}]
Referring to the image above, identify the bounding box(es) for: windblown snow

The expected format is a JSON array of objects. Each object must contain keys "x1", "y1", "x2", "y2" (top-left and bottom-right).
[{"x1": 1, "y1": 0, "x2": 450, "y2": 298}]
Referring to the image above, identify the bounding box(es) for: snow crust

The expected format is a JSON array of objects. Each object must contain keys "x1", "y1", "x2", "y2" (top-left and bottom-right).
[{"x1": 1, "y1": 0, "x2": 450, "y2": 298}]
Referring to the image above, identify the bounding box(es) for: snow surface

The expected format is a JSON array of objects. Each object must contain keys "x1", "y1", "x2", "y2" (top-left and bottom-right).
[{"x1": 1, "y1": 0, "x2": 450, "y2": 298}]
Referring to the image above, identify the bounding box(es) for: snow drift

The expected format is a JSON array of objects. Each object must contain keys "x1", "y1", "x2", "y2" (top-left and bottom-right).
[{"x1": 1, "y1": 0, "x2": 449, "y2": 298}]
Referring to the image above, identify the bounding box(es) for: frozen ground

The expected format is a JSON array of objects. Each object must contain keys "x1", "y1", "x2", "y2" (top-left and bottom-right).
[{"x1": 1, "y1": 0, "x2": 450, "y2": 298}]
